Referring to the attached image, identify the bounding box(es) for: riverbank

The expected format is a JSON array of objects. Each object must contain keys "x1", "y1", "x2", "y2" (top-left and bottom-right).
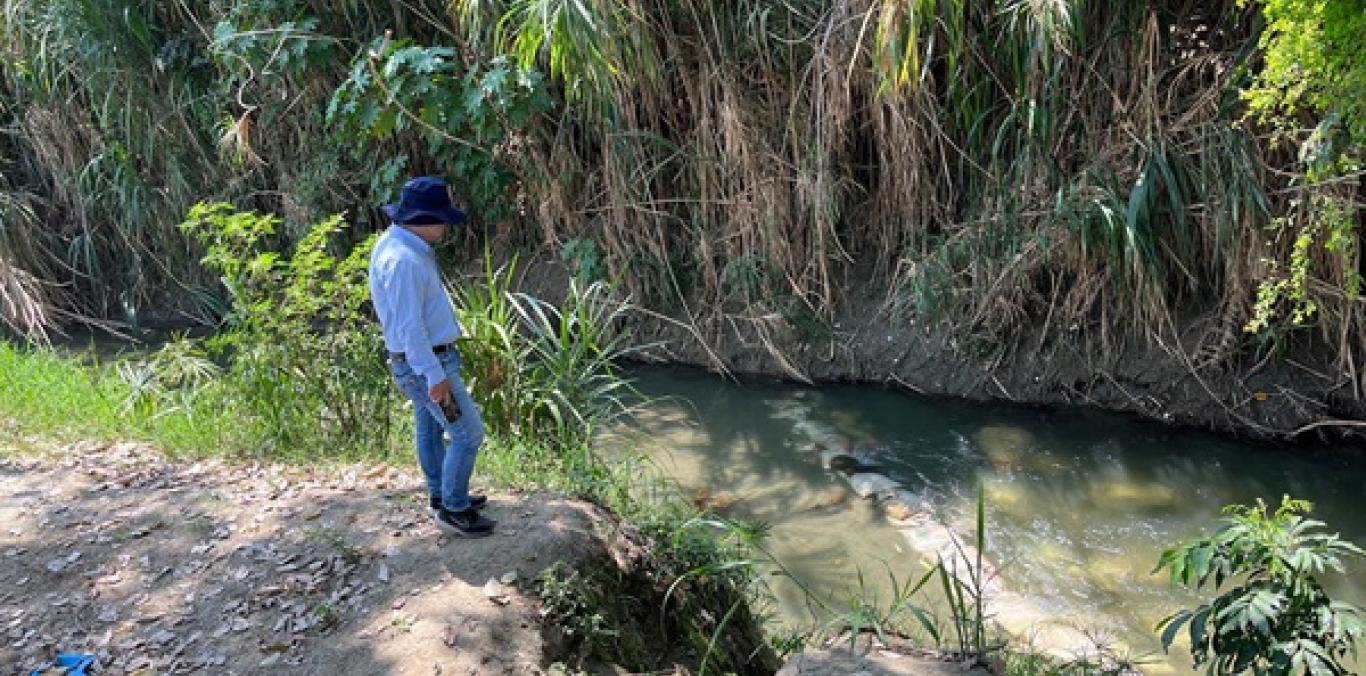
[
  {"x1": 612, "y1": 277, "x2": 1366, "y2": 451},
  {"x1": 495, "y1": 249, "x2": 1366, "y2": 450},
  {"x1": 0, "y1": 436, "x2": 782, "y2": 674}
]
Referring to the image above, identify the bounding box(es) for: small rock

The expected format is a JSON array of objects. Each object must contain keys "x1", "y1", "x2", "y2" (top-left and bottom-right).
[
  {"x1": 43, "y1": 551, "x2": 81, "y2": 573},
  {"x1": 482, "y1": 579, "x2": 509, "y2": 605},
  {"x1": 884, "y1": 502, "x2": 917, "y2": 522},
  {"x1": 194, "y1": 651, "x2": 227, "y2": 667}
]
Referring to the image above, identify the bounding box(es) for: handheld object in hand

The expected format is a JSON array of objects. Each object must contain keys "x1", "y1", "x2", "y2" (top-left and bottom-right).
[{"x1": 440, "y1": 398, "x2": 462, "y2": 422}]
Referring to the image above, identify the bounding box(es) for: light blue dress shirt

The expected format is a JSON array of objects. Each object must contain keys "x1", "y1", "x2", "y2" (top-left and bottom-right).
[{"x1": 368, "y1": 225, "x2": 462, "y2": 389}]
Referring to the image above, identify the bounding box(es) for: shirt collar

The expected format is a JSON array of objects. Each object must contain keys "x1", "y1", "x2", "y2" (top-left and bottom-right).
[{"x1": 388, "y1": 224, "x2": 433, "y2": 255}]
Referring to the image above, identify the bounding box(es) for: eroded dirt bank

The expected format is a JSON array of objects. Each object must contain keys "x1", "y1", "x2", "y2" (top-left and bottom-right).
[
  {"x1": 623, "y1": 300, "x2": 1366, "y2": 450},
  {"x1": 504, "y1": 252, "x2": 1365, "y2": 448}
]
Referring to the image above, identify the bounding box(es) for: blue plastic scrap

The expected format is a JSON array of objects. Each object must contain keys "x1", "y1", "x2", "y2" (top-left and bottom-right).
[{"x1": 28, "y1": 652, "x2": 96, "y2": 676}]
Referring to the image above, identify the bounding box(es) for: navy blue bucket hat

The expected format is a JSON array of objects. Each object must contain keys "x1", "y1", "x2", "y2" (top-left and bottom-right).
[{"x1": 382, "y1": 176, "x2": 468, "y2": 225}]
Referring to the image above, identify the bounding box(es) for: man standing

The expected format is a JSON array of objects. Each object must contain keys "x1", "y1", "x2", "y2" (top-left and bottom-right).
[{"x1": 369, "y1": 176, "x2": 495, "y2": 537}]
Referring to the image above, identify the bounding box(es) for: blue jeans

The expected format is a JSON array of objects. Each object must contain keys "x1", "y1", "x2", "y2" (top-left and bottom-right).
[{"x1": 390, "y1": 349, "x2": 486, "y2": 512}]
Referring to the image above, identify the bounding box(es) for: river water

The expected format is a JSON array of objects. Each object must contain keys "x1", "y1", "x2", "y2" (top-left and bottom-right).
[{"x1": 597, "y1": 365, "x2": 1366, "y2": 674}]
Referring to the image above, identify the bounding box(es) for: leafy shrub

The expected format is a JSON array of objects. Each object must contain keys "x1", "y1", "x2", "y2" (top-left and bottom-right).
[
  {"x1": 210, "y1": 1, "x2": 337, "y2": 86},
  {"x1": 1154, "y1": 496, "x2": 1364, "y2": 675},
  {"x1": 1240, "y1": 0, "x2": 1366, "y2": 156},
  {"x1": 179, "y1": 202, "x2": 397, "y2": 455},
  {"x1": 327, "y1": 39, "x2": 552, "y2": 220},
  {"x1": 535, "y1": 563, "x2": 621, "y2": 652},
  {"x1": 116, "y1": 335, "x2": 222, "y2": 418}
]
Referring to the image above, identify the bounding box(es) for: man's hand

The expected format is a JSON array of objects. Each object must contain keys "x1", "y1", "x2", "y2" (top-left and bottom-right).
[{"x1": 428, "y1": 379, "x2": 453, "y2": 407}]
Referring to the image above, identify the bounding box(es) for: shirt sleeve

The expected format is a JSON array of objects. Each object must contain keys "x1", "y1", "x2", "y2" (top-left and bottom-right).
[{"x1": 385, "y1": 261, "x2": 447, "y2": 391}]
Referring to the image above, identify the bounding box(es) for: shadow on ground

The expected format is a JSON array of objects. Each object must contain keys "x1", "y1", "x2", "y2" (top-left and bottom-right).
[{"x1": 0, "y1": 439, "x2": 619, "y2": 675}]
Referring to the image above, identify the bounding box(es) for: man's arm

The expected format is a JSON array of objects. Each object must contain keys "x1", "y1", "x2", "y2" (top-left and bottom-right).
[{"x1": 386, "y1": 262, "x2": 447, "y2": 398}]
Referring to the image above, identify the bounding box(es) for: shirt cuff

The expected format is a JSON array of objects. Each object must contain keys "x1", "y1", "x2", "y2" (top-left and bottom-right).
[{"x1": 420, "y1": 363, "x2": 448, "y2": 390}]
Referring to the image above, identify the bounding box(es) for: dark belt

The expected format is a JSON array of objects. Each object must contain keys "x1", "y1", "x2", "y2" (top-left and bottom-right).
[{"x1": 389, "y1": 343, "x2": 453, "y2": 362}]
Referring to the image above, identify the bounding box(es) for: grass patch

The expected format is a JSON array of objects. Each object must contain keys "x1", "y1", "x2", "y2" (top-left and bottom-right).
[
  {"x1": 0, "y1": 339, "x2": 592, "y2": 480},
  {"x1": 0, "y1": 339, "x2": 307, "y2": 460},
  {"x1": 0, "y1": 343, "x2": 126, "y2": 440}
]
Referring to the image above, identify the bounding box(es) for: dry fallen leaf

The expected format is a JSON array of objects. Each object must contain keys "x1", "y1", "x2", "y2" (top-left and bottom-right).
[{"x1": 261, "y1": 640, "x2": 291, "y2": 654}]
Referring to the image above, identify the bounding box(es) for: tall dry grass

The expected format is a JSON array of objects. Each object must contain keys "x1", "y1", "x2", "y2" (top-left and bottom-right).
[{"x1": 2, "y1": 0, "x2": 1360, "y2": 393}]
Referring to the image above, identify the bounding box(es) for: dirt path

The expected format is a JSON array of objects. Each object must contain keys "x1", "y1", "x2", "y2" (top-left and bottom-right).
[{"x1": 0, "y1": 439, "x2": 619, "y2": 675}]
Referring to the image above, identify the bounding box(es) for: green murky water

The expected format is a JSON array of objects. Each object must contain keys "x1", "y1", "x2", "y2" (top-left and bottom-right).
[{"x1": 598, "y1": 366, "x2": 1366, "y2": 673}]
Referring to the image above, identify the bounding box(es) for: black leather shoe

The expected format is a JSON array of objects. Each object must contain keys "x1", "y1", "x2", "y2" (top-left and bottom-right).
[{"x1": 433, "y1": 507, "x2": 495, "y2": 537}]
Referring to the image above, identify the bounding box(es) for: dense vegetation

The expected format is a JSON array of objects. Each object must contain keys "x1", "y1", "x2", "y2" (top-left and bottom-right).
[
  {"x1": 1, "y1": 1, "x2": 1361, "y2": 397},
  {"x1": 3, "y1": 2, "x2": 1363, "y2": 670}
]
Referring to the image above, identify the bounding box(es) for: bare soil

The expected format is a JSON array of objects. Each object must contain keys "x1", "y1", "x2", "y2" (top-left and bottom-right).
[{"x1": 0, "y1": 438, "x2": 642, "y2": 675}]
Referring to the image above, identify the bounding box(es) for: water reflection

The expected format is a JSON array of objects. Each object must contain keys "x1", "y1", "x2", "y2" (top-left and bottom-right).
[{"x1": 598, "y1": 366, "x2": 1366, "y2": 673}]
